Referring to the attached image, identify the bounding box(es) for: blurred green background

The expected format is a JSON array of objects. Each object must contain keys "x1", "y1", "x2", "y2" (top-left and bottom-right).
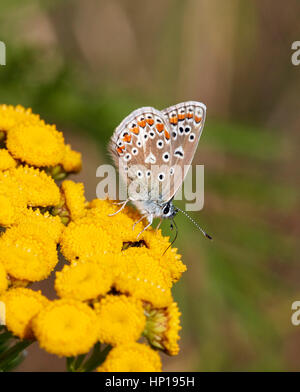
[{"x1": 1, "y1": 0, "x2": 300, "y2": 371}]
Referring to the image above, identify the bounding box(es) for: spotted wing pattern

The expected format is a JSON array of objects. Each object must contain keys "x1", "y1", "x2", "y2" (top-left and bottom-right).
[
  {"x1": 161, "y1": 101, "x2": 206, "y2": 199},
  {"x1": 109, "y1": 101, "x2": 206, "y2": 203},
  {"x1": 109, "y1": 107, "x2": 173, "y2": 201}
]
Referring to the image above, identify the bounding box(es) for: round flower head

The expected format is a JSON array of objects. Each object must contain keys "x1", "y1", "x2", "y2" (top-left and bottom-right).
[
  {"x1": 55, "y1": 261, "x2": 113, "y2": 301},
  {"x1": 16, "y1": 208, "x2": 64, "y2": 243},
  {"x1": 113, "y1": 248, "x2": 173, "y2": 308},
  {"x1": 10, "y1": 166, "x2": 60, "y2": 207},
  {"x1": 6, "y1": 121, "x2": 65, "y2": 167},
  {"x1": 0, "y1": 104, "x2": 41, "y2": 134},
  {"x1": 60, "y1": 221, "x2": 122, "y2": 262},
  {"x1": 94, "y1": 295, "x2": 146, "y2": 346},
  {"x1": 139, "y1": 229, "x2": 186, "y2": 284},
  {"x1": 0, "y1": 172, "x2": 27, "y2": 226},
  {"x1": 0, "y1": 261, "x2": 8, "y2": 294},
  {"x1": 32, "y1": 299, "x2": 99, "y2": 357},
  {"x1": 0, "y1": 149, "x2": 17, "y2": 171},
  {"x1": 97, "y1": 342, "x2": 162, "y2": 372},
  {"x1": 86, "y1": 199, "x2": 185, "y2": 284},
  {"x1": 0, "y1": 288, "x2": 49, "y2": 339},
  {"x1": 61, "y1": 180, "x2": 86, "y2": 221},
  {"x1": 143, "y1": 302, "x2": 181, "y2": 356},
  {"x1": 61, "y1": 144, "x2": 82, "y2": 173},
  {"x1": 0, "y1": 225, "x2": 58, "y2": 281},
  {"x1": 85, "y1": 199, "x2": 145, "y2": 238}
]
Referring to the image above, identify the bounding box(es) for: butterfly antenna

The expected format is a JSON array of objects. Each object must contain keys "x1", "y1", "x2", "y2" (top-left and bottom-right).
[
  {"x1": 163, "y1": 219, "x2": 178, "y2": 256},
  {"x1": 175, "y1": 207, "x2": 212, "y2": 240}
]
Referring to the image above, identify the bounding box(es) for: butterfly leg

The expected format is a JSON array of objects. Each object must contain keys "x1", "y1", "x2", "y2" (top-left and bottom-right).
[
  {"x1": 108, "y1": 199, "x2": 130, "y2": 216},
  {"x1": 156, "y1": 218, "x2": 163, "y2": 231},
  {"x1": 136, "y1": 214, "x2": 153, "y2": 239},
  {"x1": 132, "y1": 214, "x2": 147, "y2": 231}
]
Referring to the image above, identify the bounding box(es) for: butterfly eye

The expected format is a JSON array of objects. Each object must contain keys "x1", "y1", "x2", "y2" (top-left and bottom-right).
[
  {"x1": 163, "y1": 204, "x2": 170, "y2": 215},
  {"x1": 146, "y1": 170, "x2": 151, "y2": 177},
  {"x1": 132, "y1": 148, "x2": 138, "y2": 155},
  {"x1": 149, "y1": 131, "x2": 155, "y2": 139},
  {"x1": 170, "y1": 167, "x2": 174, "y2": 175},
  {"x1": 137, "y1": 170, "x2": 143, "y2": 178}
]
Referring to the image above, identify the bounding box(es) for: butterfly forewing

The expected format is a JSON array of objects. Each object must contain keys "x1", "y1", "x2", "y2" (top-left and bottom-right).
[{"x1": 161, "y1": 101, "x2": 206, "y2": 200}]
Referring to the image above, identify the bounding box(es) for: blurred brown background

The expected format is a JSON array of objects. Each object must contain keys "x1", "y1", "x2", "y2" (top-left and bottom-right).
[{"x1": 0, "y1": 0, "x2": 300, "y2": 371}]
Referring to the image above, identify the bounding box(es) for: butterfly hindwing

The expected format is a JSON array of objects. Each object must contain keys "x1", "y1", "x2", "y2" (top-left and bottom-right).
[{"x1": 109, "y1": 107, "x2": 172, "y2": 201}]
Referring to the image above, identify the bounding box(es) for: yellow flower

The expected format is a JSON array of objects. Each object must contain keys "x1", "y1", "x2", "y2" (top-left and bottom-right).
[
  {"x1": 60, "y1": 221, "x2": 123, "y2": 262},
  {"x1": 94, "y1": 295, "x2": 146, "y2": 346},
  {"x1": 143, "y1": 302, "x2": 181, "y2": 356},
  {"x1": 0, "y1": 288, "x2": 49, "y2": 339},
  {"x1": 15, "y1": 208, "x2": 64, "y2": 243},
  {"x1": 97, "y1": 342, "x2": 162, "y2": 372},
  {"x1": 6, "y1": 121, "x2": 65, "y2": 167},
  {"x1": 0, "y1": 172, "x2": 27, "y2": 226},
  {"x1": 0, "y1": 261, "x2": 8, "y2": 294},
  {"x1": 85, "y1": 199, "x2": 145, "y2": 238},
  {"x1": 141, "y1": 230, "x2": 186, "y2": 284},
  {"x1": 32, "y1": 299, "x2": 99, "y2": 357},
  {"x1": 61, "y1": 180, "x2": 86, "y2": 221},
  {"x1": 10, "y1": 166, "x2": 61, "y2": 207},
  {"x1": 0, "y1": 225, "x2": 58, "y2": 281},
  {"x1": 113, "y1": 249, "x2": 173, "y2": 308},
  {"x1": 55, "y1": 261, "x2": 113, "y2": 301},
  {"x1": 0, "y1": 149, "x2": 17, "y2": 171},
  {"x1": 0, "y1": 104, "x2": 41, "y2": 134},
  {"x1": 61, "y1": 144, "x2": 82, "y2": 173},
  {"x1": 85, "y1": 199, "x2": 186, "y2": 284}
]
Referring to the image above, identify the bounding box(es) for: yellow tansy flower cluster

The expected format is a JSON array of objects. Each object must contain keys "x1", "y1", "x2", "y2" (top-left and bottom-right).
[{"x1": 0, "y1": 104, "x2": 186, "y2": 372}]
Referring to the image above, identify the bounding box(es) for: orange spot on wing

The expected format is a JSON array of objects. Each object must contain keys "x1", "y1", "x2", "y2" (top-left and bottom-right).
[
  {"x1": 123, "y1": 134, "x2": 132, "y2": 143},
  {"x1": 138, "y1": 120, "x2": 146, "y2": 128},
  {"x1": 195, "y1": 116, "x2": 202, "y2": 123},
  {"x1": 146, "y1": 118, "x2": 154, "y2": 126},
  {"x1": 170, "y1": 116, "x2": 178, "y2": 124},
  {"x1": 117, "y1": 146, "x2": 125, "y2": 155},
  {"x1": 164, "y1": 130, "x2": 170, "y2": 140},
  {"x1": 131, "y1": 127, "x2": 139, "y2": 135},
  {"x1": 187, "y1": 113, "x2": 193, "y2": 119},
  {"x1": 156, "y1": 123, "x2": 164, "y2": 133},
  {"x1": 178, "y1": 114, "x2": 185, "y2": 120}
]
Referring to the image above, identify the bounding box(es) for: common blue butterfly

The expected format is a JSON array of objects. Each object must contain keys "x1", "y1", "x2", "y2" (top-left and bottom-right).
[{"x1": 109, "y1": 101, "x2": 211, "y2": 240}]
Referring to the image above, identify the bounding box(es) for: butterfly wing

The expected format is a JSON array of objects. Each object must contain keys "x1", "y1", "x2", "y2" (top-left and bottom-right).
[
  {"x1": 161, "y1": 101, "x2": 206, "y2": 199},
  {"x1": 109, "y1": 107, "x2": 173, "y2": 203}
]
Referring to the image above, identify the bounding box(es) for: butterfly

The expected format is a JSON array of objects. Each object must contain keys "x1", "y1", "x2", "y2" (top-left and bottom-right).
[{"x1": 109, "y1": 101, "x2": 211, "y2": 241}]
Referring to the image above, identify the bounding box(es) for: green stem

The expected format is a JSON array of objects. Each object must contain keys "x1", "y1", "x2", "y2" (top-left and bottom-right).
[
  {"x1": 81, "y1": 344, "x2": 111, "y2": 372},
  {"x1": 0, "y1": 339, "x2": 32, "y2": 369}
]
